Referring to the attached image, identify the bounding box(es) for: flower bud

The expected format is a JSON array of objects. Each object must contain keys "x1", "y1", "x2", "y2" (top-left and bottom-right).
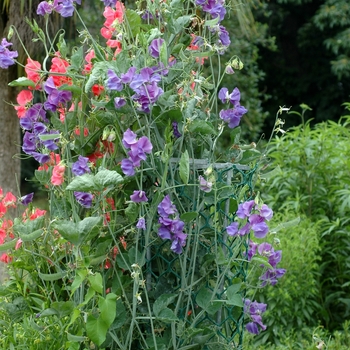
[
  {"x1": 231, "y1": 57, "x2": 244, "y2": 70},
  {"x1": 225, "y1": 65, "x2": 235, "y2": 75}
]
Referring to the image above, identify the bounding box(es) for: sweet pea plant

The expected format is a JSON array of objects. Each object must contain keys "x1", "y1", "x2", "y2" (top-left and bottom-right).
[{"x1": 0, "y1": 0, "x2": 285, "y2": 348}]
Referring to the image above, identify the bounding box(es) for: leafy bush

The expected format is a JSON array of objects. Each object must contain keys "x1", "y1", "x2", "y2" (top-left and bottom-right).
[
  {"x1": 245, "y1": 209, "x2": 321, "y2": 346},
  {"x1": 259, "y1": 104, "x2": 350, "y2": 330}
]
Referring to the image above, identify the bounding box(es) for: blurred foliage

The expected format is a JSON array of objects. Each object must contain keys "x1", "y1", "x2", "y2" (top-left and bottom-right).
[
  {"x1": 246, "y1": 210, "x2": 321, "y2": 346},
  {"x1": 254, "y1": 0, "x2": 350, "y2": 132},
  {"x1": 244, "y1": 321, "x2": 350, "y2": 350},
  {"x1": 258, "y1": 103, "x2": 350, "y2": 331}
]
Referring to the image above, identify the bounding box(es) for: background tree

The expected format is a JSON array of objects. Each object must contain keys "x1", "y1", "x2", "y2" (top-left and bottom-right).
[{"x1": 254, "y1": 0, "x2": 350, "y2": 131}]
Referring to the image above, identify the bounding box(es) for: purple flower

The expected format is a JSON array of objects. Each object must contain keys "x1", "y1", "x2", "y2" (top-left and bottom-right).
[
  {"x1": 130, "y1": 190, "x2": 148, "y2": 203},
  {"x1": 106, "y1": 69, "x2": 123, "y2": 91},
  {"x1": 226, "y1": 222, "x2": 239, "y2": 236},
  {"x1": 20, "y1": 192, "x2": 34, "y2": 205},
  {"x1": 120, "y1": 67, "x2": 137, "y2": 84},
  {"x1": 41, "y1": 130, "x2": 60, "y2": 151},
  {"x1": 22, "y1": 132, "x2": 37, "y2": 154},
  {"x1": 172, "y1": 121, "x2": 181, "y2": 138},
  {"x1": 114, "y1": 97, "x2": 126, "y2": 108},
  {"x1": 31, "y1": 152, "x2": 51, "y2": 163},
  {"x1": 121, "y1": 158, "x2": 135, "y2": 176},
  {"x1": 260, "y1": 268, "x2": 286, "y2": 287},
  {"x1": 37, "y1": 1, "x2": 54, "y2": 15},
  {"x1": 148, "y1": 38, "x2": 165, "y2": 58},
  {"x1": 74, "y1": 191, "x2": 93, "y2": 208},
  {"x1": 72, "y1": 155, "x2": 90, "y2": 176},
  {"x1": 136, "y1": 217, "x2": 146, "y2": 230},
  {"x1": 157, "y1": 195, "x2": 187, "y2": 254},
  {"x1": 244, "y1": 299, "x2": 267, "y2": 335},
  {"x1": 121, "y1": 131, "x2": 153, "y2": 176},
  {"x1": 43, "y1": 77, "x2": 72, "y2": 112},
  {"x1": 56, "y1": 0, "x2": 76, "y2": 17},
  {"x1": 199, "y1": 175, "x2": 213, "y2": 193},
  {"x1": 218, "y1": 25, "x2": 230, "y2": 46},
  {"x1": 257, "y1": 242, "x2": 274, "y2": 257},
  {"x1": 157, "y1": 195, "x2": 177, "y2": 218},
  {"x1": 247, "y1": 240, "x2": 259, "y2": 261},
  {"x1": 219, "y1": 106, "x2": 247, "y2": 129},
  {"x1": 0, "y1": 38, "x2": 18, "y2": 69},
  {"x1": 218, "y1": 87, "x2": 240, "y2": 105},
  {"x1": 268, "y1": 250, "x2": 282, "y2": 268},
  {"x1": 249, "y1": 214, "x2": 269, "y2": 239},
  {"x1": 236, "y1": 200, "x2": 255, "y2": 219},
  {"x1": 122, "y1": 129, "x2": 138, "y2": 148},
  {"x1": 260, "y1": 204, "x2": 273, "y2": 221},
  {"x1": 101, "y1": 0, "x2": 116, "y2": 6}
]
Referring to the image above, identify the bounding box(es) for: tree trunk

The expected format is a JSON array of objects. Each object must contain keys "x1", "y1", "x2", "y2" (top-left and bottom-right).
[{"x1": 0, "y1": 0, "x2": 45, "y2": 283}]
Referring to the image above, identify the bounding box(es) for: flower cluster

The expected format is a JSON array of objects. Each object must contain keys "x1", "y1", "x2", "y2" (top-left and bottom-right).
[
  {"x1": 195, "y1": 0, "x2": 231, "y2": 52},
  {"x1": 248, "y1": 241, "x2": 286, "y2": 286},
  {"x1": 106, "y1": 65, "x2": 165, "y2": 113},
  {"x1": 157, "y1": 195, "x2": 187, "y2": 254},
  {"x1": 100, "y1": 1, "x2": 124, "y2": 49},
  {"x1": 37, "y1": 0, "x2": 81, "y2": 17},
  {"x1": 0, "y1": 188, "x2": 35, "y2": 263},
  {"x1": 244, "y1": 299, "x2": 267, "y2": 335},
  {"x1": 218, "y1": 87, "x2": 248, "y2": 128},
  {"x1": 226, "y1": 200, "x2": 273, "y2": 239},
  {"x1": 121, "y1": 129, "x2": 153, "y2": 176},
  {"x1": 0, "y1": 38, "x2": 18, "y2": 69}
]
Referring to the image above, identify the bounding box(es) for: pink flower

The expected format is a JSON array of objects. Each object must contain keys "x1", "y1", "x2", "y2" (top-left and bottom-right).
[
  {"x1": 49, "y1": 53, "x2": 71, "y2": 87},
  {"x1": 25, "y1": 58, "x2": 41, "y2": 89},
  {"x1": 0, "y1": 253, "x2": 12, "y2": 264},
  {"x1": 14, "y1": 90, "x2": 33, "y2": 118},
  {"x1": 51, "y1": 164, "x2": 66, "y2": 186},
  {"x1": 2, "y1": 192, "x2": 16, "y2": 208},
  {"x1": 15, "y1": 238, "x2": 23, "y2": 250}
]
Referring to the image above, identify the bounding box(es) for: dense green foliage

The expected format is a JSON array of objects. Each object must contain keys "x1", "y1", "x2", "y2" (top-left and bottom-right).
[
  {"x1": 246, "y1": 210, "x2": 321, "y2": 345},
  {"x1": 259, "y1": 104, "x2": 350, "y2": 332}
]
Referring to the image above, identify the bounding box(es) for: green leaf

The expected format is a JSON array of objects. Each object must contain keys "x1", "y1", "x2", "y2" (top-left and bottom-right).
[
  {"x1": 157, "y1": 307, "x2": 178, "y2": 322},
  {"x1": 38, "y1": 271, "x2": 67, "y2": 281},
  {"x1": 86, "y1": 315, "x2": 108, "y2": 346},
  {"x1": 66, "y1": 174, "x2": 96, "y2": 192},
  {"x1": 153, "y1": 293, "x2": 177, "y2": 316},
  {"x1": 226, "y1": 284, "x2": 243, "y2": 307},
  {"x1": 55, "y1": 217, "x2": 102, "y2": 246},
  {"x1": 180, "y1": 212, "x2": 198, "y2": 222},
  {"x1": 188, "y1": 120, "x2": 217, "y2": 135},
  {"x1": 125, "y1": 9, "x2": 141, "y2": 37},
  {"x1": 8, "y1": 77, "x2": 35, "y2": 87},
  {"x1": 51, "y1": 301, "x2": 75, "y2": 318},
  {"x1": 99, "y1": 293, "x2": 117, "y2": 327},
  {"x1": 125, "y1": 202, "x2": 138, "y2": 222},
  {"x1": 0, "y1": 239, "x2": 16, "y2": 252},
  {"x1": 196, "y1": 288, "x2": 221, "y2": 315},
  {"x1": 88, "y1": 273, "x2": 103, "y2": 294},
  {"x1": 179, "y1": 150, "x2": 189, "y2": 185},
  {"x1": 94, "y1": 168, "x2": 123, "y2": 189},
  {"x1": 112, "y1": 298, "x2": 127, "y2": 329},
  {"x1": 19, "y1": 229, "x2": 43, "y2": 242}
]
